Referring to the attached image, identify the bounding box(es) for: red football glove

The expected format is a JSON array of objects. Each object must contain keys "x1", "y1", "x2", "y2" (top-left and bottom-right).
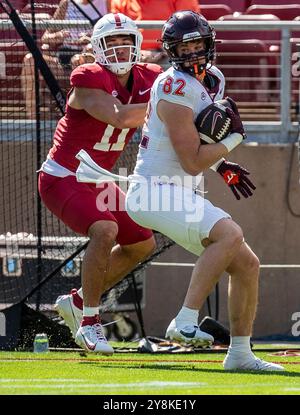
[
  {"x1": 217, "y1": 160, "x2": 256, "y2": 200},
  {"x1": 225, "y1": 96, "x2": 247, "y2": 140}
]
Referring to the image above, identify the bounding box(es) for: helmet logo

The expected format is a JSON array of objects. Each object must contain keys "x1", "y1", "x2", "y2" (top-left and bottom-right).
[{"x1": 183, "y1": 32, "x2": 201, "y2": 41}]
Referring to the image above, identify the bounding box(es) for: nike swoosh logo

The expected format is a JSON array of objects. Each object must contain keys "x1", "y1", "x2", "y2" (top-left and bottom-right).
[
  {"x1": 139, "y1": 88, "x2": 151, "y2": 96},
  {"x1": 81, "y1": 334, "x2": 96, "y2": 351},
  {"x1": 211, "y1": 111, "x2": 223, "y2": 136},
  {"x1": 179, "y1": 329, "x2": 197, "y2": 338}
]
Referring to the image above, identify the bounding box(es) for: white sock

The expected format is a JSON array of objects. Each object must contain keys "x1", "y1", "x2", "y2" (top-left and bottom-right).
[
  {"x1": 83, "y1": 306, "x2": 99, "y2": 317},
  {"x1": 175, "y1": 306, "x2": 199, "y2": 327},
  {"x1": 228, "y1": 336, "x2": 253, "y2": 356},
  {"x1": 77, "y1": 288, "x2": 83, "y2": 298}
]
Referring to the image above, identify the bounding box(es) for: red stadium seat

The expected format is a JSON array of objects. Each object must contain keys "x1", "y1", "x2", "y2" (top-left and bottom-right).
[
  {"x1": 217, "y1": 13, "x2": 280, "y2": 45},
  {"x1": 0, "y1": 41, "x2": 27, "y2": 117},
  {"x1": 0, "y1": 39, "x2": 65, "y2": 120},
  {"x1": 7, "y1": 0, "x2": 28, "y2": 11},
  {"x1": 217, "y1": 13, "x2": 280, "y2": 89},
  {"x1": 245, "y1": 5, "x2": 300, "y2": 20},
  {"x1": 199, "y1": 0, "x2": 249, "y2": 13},
  {"x1": 215, "y1": 39, "x2": 277, "y2": 113},
  {"x1": 0, "y1": 13, "x2": 51, "y2": 42},
  {"x1": 250, "y1": 0, "x2": 300, "y2": 5},
  {"x1": 200, "y1": 4, "x2": 233, "y2": 21},
  {"x1": 292, "y1": 16, "x2": 300, "y2": 39}
]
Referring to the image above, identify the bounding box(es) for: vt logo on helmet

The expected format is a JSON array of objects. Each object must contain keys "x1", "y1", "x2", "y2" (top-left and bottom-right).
[
  {"x1": 161, "y1": 11, "x2": 216, "y2": 78},
  {"x1": 91, "y1": 13, "x2": 143, "y2": 75}
]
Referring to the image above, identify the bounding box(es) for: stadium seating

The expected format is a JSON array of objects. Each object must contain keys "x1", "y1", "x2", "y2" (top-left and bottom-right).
[
  {"x1": 217, "y1": 13, "x2": 280, "y2": 45},
  {"x1": 290, "y1": 37, "x2": 300, "y2": 104},
  {"x1": 0, "y1": 39, "x2": 63, "y2": 120},
  {"x1": 0, "y1": 41, "x2": 27, "y2": 119},
  {"x1": 245, "y1": 5, "x2": 300, "y2": 20},
  {"x1": 217, "y1": 13, "x2": 280, "y2": 90},
  {"x1": 215, "y1": 39, "x2": 279, "y2": 120},
  {"x1": 292, "y1": 16, "x2": 300, "y2": 40},
  {"x1": 0, "y1": 10, "x2": 51, "y2": 40},
  {"x1": 22, "y1": 2, "x2": 60, "y2": 16},
  {"x1": 250, "y1": 0, "x2": 300, "y2": 5},
  {"x1": 199, "y1": 0, "x2": 249, "y2": 13},
  {"x1": 8, "y1": 0, "x2": 28, "y2": 10},
  {"x1": 200, "y1": 4, "x2": 233, "y2": 21}
]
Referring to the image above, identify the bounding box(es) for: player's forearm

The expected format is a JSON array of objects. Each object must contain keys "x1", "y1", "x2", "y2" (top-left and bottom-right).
[
  {"x1": 189, "y1": 134, "x2": 243, "y2": 175},
  {"x1": 83, "y1": 102, "x2": 147, "y2": 128},
  {"x1": 113, "y1": 102, "x2": 148, "y2": 129},
  {"x1": 41, "y1": 31, "x2": 63, "y2": 45},
  {"x1": 74, "y1": 87, "x2": 148, "y2": 128},
  {"x1": 187, "y1": 142, "x2": 230, "y2": 175}
]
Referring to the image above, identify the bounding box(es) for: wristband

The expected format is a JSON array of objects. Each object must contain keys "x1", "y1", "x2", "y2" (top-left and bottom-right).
[
  {"x1": 210, "y1": 158, "x2": 225, "y2": 172},
  {"x1": 221, "y1": 133, "x2": 243, "y2": 153}
]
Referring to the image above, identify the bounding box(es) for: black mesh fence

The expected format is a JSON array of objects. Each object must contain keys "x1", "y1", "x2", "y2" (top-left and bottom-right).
[{"x1": 0, "y1": 2, "x2": 174, "y2": 316}]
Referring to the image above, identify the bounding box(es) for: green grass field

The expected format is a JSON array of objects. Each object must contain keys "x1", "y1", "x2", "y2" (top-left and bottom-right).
[{"x1": 0, "y1": 343, "x2": 300, "y2": 395}]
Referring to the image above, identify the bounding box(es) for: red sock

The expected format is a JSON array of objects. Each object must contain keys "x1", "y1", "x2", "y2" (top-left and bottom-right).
[
  {"x1": 71, "y1": 288, "x2": 83, "y2": 310},
  {"x1": 81, "y1": 315, "x2": 100, "y2": 327}
]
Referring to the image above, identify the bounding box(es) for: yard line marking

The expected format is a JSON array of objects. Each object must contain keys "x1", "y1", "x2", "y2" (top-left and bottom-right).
[
  {"x1": 1, "y1": 381, "x2": 300, "y2": 391},
  {"x1": 284, "y1": 388, "x2": 300, "y2": 391},
  {"x1": 0, "y1": 357, "x2": 299, "y2": 364},
  {"x1": 150, "y1": 262, "x2": 300, "y2": 269},
  {"x1": 0, "y1": 381, "x2": 207, "y2": 390},
  {"x1": 0, "y1": 379, "x2": 87, "y2": 382}
]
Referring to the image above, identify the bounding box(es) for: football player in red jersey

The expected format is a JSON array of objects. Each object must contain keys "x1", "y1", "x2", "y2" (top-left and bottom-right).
[{"x1": 38, "y1": 13, "x2": 163, "y2": 354}]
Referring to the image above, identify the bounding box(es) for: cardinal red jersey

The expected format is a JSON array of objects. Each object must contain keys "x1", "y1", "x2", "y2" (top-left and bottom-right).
[{"x1": 48, "y1": 62, "x2": 162, "y2": 172}]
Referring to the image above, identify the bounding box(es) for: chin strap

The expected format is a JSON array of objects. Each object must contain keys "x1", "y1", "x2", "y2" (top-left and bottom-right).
[{"x1": 194, "y1": 64, "x2": 206, "y2": 82}]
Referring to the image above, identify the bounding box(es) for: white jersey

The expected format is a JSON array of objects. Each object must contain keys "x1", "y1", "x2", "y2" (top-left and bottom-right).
[{"x1": 132, "y1": 65, "x2": 225, "y2": 187}]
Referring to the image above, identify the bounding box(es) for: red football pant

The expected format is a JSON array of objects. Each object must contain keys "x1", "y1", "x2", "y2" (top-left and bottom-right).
[{"x1": 38, "y1": 172, "x2": 153, "y2": 245}]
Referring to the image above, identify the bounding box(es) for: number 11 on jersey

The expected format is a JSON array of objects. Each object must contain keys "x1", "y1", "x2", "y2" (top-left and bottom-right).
[{"x1": 93, "y1": 125, "x2": 130, "y2": 152}]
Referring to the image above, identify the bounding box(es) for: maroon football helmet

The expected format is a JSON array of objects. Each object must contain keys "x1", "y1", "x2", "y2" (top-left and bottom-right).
[{"x1": 161, "y1": 10, "x2": 215, "y2": 77}]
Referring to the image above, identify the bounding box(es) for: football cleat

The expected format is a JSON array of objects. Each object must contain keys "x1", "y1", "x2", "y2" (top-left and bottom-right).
[
  {"x1": 75, "y1": 315, "x2": 114, "y2": 355},
  {"x1": 54, "y1": 289, "x2": 83, "y2": 338},
  {"x1": 223, "y1": 354, "x2": 284, "y2": 371},
  {"x1": 165, "y1": 318, "x2": 214, "y2": 347}
]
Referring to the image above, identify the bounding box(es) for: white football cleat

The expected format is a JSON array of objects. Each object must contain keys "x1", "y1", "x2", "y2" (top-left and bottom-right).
[
  {"x1": 165, "y1": 318, "x2": 214, "y2": 347},
  {"x1": 223, "y1": 354, "x2": 285, "y2": 371},
  {"x1": 75, "y1": 316, "x2": 114, "y2": 355},
  {"x1": 54, "y1": 289, "x2": 83, "y2": 338}
]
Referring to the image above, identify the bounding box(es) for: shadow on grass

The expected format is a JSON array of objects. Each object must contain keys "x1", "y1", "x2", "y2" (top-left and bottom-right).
[{"x1": 78, "y1": 360, "x2": 300, "y2": 377}]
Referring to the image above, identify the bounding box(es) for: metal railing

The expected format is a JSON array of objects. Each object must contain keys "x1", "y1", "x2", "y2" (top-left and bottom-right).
[{"x1": 1, "y1": 19, "x2": 300, "y2": 141}]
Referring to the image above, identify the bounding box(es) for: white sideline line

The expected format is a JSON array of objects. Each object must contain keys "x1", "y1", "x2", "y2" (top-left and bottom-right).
[
  {"x1": 0, "y1": 380, "x2": 207, "y2": 389},
  {"x1": 150, "y1": 262, "x2": 300, "y2": 269},
  {"x1": 1, "y1": 380, "x2": 299, "y2": 391}
]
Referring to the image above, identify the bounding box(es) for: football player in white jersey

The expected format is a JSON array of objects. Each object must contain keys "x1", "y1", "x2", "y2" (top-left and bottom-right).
[{"x1": 126, "y1": 10, "x2": 284, "y2": 371}]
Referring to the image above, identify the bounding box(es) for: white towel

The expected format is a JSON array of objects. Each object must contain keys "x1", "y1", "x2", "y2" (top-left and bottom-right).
[{"x1": 75, "y1": 149, "x2": 129, "y2": 184}]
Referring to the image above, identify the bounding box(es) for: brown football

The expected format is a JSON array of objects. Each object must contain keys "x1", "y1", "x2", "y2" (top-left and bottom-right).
[{"x1": 195, "y1": 99, "x2": 232, "y2": 144}]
